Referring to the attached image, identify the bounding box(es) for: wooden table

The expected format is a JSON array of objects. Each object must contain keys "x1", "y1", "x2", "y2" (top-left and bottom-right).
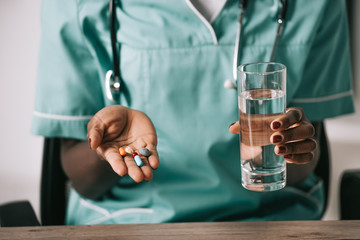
[{"x1": 1, "y1": 220, "x2": 359, "y2": 239}]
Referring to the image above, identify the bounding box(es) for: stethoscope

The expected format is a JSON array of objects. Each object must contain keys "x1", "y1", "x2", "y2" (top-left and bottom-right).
[
  {"x1": 105, "y1": 0, "x2": 288, "y2": 102},
  {"x1": 226, "y1": 0, "x2": 288, "y2": 89},
  {"x1": 105, "y1": 0, "x2": 121, "y2": 103}
]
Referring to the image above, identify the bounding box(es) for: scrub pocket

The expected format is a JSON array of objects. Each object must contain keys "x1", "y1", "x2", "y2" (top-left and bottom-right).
[{"x1": 66, "y1": 188, "x2": 155, "y2": 225}]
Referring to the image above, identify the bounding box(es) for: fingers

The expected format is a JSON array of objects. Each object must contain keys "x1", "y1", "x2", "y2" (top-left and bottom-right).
[
  {"x1": 274, "y1": 139, "x2": 317, "y2": 164},
  {"x1": 146, "y1": 144, "x2": 160, "y2": 170},
  {"x1": 240, "y1": 142, "x2": 262, "y2": 161},
  {"x1": 229, "y1": 121, "x2": 240, "y2": 134},
  {"x1": 123, "y1": 155, "x2": 153, "y2": 182},
  {"x1": 271, "y1": 107, "x2": 306, "y2": 131},
  {"x1": 97, "y1": 143, "x2": 158, "y2": 183},
  {"x1": 283, "y1": 153, "x2": 314, "y2": 164},
  {"x1": 269, "y1": 107, "x2": 316, "y2": 164},
  {"x1": 231, "y1": 106, "x2": 317, "y2": 164},
  {"x1": 99, "y1": 145, "x2": 128, "y2": 176},
  {"x1": 270, "y1": 122, "x2": 315, "y2": 144},
  {"x1": 123, "y1": 152, "x2": 155, "y2": 182},
  {"x1": 270, "y1": 121, "x2": 316, "y2": 164},
  {"x1": 275, "y1": 139, "x2": 317, "y2": 155}
]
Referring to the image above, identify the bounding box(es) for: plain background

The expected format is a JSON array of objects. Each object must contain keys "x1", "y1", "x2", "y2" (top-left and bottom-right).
[{"x1": 0, "y1": 0, "x2": 359, "y2": 221}]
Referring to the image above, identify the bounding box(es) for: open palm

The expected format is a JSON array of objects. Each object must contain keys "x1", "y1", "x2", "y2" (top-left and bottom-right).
[{"x1": 87, "y1": 105, "x2": 159, "y2": 183}]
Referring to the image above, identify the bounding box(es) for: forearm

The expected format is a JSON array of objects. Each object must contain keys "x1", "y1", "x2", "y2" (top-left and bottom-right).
[{"x1": 61, "y1": 139, "x2": 120, "y2": 200}]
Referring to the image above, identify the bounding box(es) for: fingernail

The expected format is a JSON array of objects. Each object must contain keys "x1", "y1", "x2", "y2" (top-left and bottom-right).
[
  {"x1": 278, "y1": 146, "x2": 286, "y2": 153},
  {"x1": 273, "y1": 135, "x2": 282, "y2": 143},
  {"x1": 272, "y1": 121, "x2": 281, "y2": 130},
  {"x1": 88, "y1": 138, "x2": 92, "y2": 149},
  {"x1": 284, "y1": 154, "x2": 292, "y2": 159},
  {"x1": 229, "y1": 122, "x2": 236, "y2": 128}
]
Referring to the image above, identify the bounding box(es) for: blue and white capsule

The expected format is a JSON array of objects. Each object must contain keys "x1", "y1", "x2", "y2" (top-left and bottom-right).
[{"x1": 134, "y1": 155, "x2": 143, "y2": 167}]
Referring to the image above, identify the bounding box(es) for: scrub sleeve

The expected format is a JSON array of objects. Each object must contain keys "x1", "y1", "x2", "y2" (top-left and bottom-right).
[
  {"x1": 32, "y1": 0, "x2": 354, "y2": 225},
  {"x1": 32, "y1": 0, "x2": 106, "y2": 140},
  {"x1": 287, "y1": 0, "x2": 354, "y2": 120}
]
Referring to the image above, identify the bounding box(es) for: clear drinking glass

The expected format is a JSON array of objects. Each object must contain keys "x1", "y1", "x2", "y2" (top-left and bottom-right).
[{"x1": 238, "y1": 62, "x2": 286, "y2": 191}]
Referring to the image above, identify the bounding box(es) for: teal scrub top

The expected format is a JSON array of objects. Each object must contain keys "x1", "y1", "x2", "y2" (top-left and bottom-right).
[{"x1": 32, "y1": 0, "x2": 354, "y2": 225}]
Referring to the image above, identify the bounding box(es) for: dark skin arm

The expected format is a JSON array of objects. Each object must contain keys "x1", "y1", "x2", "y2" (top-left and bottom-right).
[{"x1": 61, "y1": 139, "x2": 120, "y2": 200}]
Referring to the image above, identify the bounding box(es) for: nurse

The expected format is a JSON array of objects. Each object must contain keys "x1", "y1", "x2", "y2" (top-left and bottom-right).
[{"x1": 32, "y1": 0, "x2": 354, "y2": 224}]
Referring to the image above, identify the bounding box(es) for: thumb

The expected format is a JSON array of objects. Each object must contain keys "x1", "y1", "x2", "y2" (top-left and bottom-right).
[
  {"x1": 229, "y1": 121, "x2": 241, "y2": 134},
  {"x1": 87, "y1": 115, "x2": 105, "y2": 150}
]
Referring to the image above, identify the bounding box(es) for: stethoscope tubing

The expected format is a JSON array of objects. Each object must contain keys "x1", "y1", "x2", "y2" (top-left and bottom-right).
[
  {"x1": 105, "y1": 0, "x2": 121, "y2": 103},
  {"x1": 106, "y1": 0, "x2": 288, "y2": 101},
  {"x1": 232, "y1": 0, "x2": 247, "y2": 82},
  {"x1": 110, "y1": 0, "x2": 120, "y2": 78},
  {"x1": 231, "y1": 0, "x2": 288, "y2": 89}
]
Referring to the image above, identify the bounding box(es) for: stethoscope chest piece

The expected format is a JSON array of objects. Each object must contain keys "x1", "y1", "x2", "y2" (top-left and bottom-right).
[{"x1": 105, "y1": 69, "x2": 121, "y2": 103}]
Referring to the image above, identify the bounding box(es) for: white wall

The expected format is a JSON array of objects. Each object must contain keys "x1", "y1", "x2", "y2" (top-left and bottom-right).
[
  {"x1": 0, "y1": 0, "x2": 359, "y2": 221},
  {"x1": 0, "y1": 0, "x2": 43, "y2": 219}
]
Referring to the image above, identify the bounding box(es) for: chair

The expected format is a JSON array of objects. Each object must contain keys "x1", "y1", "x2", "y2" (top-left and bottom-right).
[
  {"x1": 340, "y1": 169, "x2": 360, "y2": 220},
  {"x1": 313, "y1": 122, "x2": 331, "y2": 217},
  {"x1": 0, "y1": 201, "x2": 40, "y2": 227},
  {"x1": 40, "y1": 138, "x2": 68, "y2": 225},
  {"x1": 0, "y1": 138, "x2": 67, "y2": 227}
]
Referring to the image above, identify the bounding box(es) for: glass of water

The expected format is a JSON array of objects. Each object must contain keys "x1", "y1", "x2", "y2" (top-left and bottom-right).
[{"x1": 238, "y1": 62, "x2": 286, "y2": 191}]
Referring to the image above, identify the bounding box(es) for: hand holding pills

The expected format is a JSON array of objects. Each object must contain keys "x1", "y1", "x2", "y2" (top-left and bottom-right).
[{"x1": 87, "y1": 105, "x2": 159, "y2": 183}]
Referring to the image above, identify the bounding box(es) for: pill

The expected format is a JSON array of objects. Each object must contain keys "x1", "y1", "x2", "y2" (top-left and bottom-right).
[
  {"x1": 139, "y1": 147, "x2": 151, "y2": 157},
  {"x1": 134, "y1": 155, "x2": 143, "y2": 167},
  {"x1": 124, "y1": 146, "x2": 134, "y2": 154},
  {"x1": 132, "y1": 152, "x2": 138, "y2": 158},
  {"x1": 119, "y1": 147, "x2": 126, "y2": 156}
]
